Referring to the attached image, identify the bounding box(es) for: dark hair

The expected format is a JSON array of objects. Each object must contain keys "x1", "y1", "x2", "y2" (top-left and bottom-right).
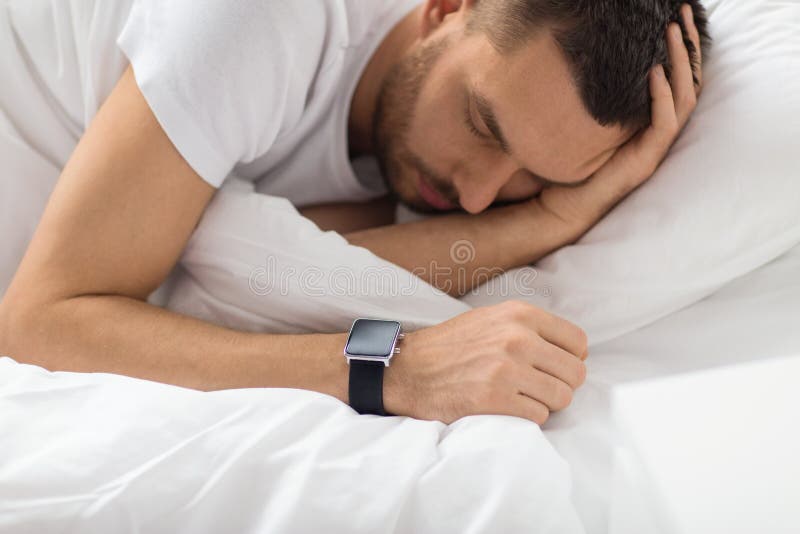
[{"x1": 468, "y1": 0, "x2": 711, "y2": 129}]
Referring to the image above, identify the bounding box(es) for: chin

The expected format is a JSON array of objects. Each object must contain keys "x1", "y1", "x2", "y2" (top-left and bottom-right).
[
  {"x1": 380, "y1": 163, "x2": 426, "y2": 213},
  {"x1": 393, "y1": 181, "x2": 435, "y2": 214},
  {"x1": 380, "y1": 149, "x2": 458, "y2": 214},
  {"x1": 402, "y1": 200, "x2": 441, "y2": 215}
]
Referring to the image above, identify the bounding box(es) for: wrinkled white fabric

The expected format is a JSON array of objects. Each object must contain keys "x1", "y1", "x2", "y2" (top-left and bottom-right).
[
  {"x1": 117, "y1": 0, "x2": 420, "y2": 202},
  {"x1": 546, "y1": 242, "x2": 800, "y2": 532},
  {"x1": 0, "y1": 359, "x2": 583, "y2": 534},
  {"x1": 161, "y1": 177, "x2": 470, "y2": 334}
]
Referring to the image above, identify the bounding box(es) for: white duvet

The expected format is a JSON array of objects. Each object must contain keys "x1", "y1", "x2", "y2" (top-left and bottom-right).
[
  {"x1": 2, "y1": 236, "x2": 799, "y2": 534},
  {"x1": 0, "y1": 362, "x2": 581, "y2": 533}
]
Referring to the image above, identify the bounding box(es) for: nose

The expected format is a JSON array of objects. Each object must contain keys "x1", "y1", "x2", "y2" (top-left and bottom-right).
[{"x1": 455, "y1": 160, "x2": 522, "y2": 215}]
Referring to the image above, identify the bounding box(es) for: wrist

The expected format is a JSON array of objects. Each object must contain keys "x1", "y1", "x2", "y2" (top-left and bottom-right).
[
  {"x1": 316, "y1": 332, "x2": 351, "y2": 404},
  {"x1": 382, "y1": 330, "x2": 418, "y2": 417},
  {"x1": 497, "y1": 201, "x2": 563, "y2": 265}
]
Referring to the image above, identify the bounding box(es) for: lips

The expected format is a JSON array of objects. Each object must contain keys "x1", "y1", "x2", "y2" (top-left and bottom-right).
[{"x1": 416, "y1": 171, "x2": 457, "y2": 211}]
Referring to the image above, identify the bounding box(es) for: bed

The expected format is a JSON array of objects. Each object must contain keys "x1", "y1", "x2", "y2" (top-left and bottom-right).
[{"x1": 2, "y1": 240, "x2": 799, "y2": 533}]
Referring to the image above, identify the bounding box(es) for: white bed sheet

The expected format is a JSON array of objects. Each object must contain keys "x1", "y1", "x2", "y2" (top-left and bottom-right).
[
  {"x1": 545, "y1": 242, "x2": 800, "y2": 533},
  {"x1": 2, "y1": 244, "x2": 799, "y2": 533}
]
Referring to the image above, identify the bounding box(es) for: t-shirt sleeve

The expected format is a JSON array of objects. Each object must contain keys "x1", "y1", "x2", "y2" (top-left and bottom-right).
[{"x1": 116, "y1": 0, "x2": 328, "y2": 188}]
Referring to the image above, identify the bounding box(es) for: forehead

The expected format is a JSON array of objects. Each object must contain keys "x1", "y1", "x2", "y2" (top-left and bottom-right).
[{"x1": 458, "y1": 31, "x2": 629, "y2": 181}]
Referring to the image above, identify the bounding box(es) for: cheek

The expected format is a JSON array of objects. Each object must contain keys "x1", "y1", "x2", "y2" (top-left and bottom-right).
[
  {"x1": 406, "y1": 97, "x2": 464, "y2": 164},
  {"x1": 405, "y1": 64, "x2": 470, "y2": 161}
]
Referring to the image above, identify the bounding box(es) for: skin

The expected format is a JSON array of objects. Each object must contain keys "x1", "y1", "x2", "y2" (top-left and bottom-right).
[
  {"x1": 373, "y1": 15, "x2": 630, "y2": 216},
  {"x1": 0, "y1": 2, "x2": 703, "y2": 424}
]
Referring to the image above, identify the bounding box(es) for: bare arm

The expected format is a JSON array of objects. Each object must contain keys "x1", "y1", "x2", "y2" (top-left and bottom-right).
[
  {"x1": 345, "y1": 202, "x2": 572, "y2": 298},
  {"x1": 0, "y1": 67, "x2": 348, "y2": 399},
  {"x1": 301, "y1": 196, "x2": 560, "y2": 298},
  {"x1": 300, "y1": 195, "x2": 397, "y2": 234}
]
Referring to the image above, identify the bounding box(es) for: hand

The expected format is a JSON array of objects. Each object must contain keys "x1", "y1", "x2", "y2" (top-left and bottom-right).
[
  {"x1": 537, "y1": 3, "x2": 704, "y2": 229},
  {"x1": 383, "y1": 300, "x2": 589, "y2": 425}
]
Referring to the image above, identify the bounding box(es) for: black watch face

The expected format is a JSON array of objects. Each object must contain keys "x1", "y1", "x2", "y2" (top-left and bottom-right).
[{"x1": 346, "y1": 319, "x2": 401, "y2": 358}]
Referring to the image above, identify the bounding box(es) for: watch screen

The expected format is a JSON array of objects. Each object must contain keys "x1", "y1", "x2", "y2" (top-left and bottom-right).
[{"x1": 346, "y1": 319, "x2": 400, "y2": 358}]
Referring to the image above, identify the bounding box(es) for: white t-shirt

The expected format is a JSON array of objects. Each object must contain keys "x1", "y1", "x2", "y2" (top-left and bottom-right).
[
  {"x1": 3, "y1": 0, "x2": 420, "y2": 207},
  {"x1": 116, "y1": 0, "x2": 421, "y2": 206}
]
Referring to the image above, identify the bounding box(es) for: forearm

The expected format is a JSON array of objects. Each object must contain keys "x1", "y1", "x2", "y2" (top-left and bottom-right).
[
  {"x1": 300, "y1": 195, "x2": 396, "y2": 234},
  {"x1": 1, "y1": 295, "x2": 350, "y2": 400},
  {"x1": 344, "y1": 200, "x2": 581, "y2": 297}
]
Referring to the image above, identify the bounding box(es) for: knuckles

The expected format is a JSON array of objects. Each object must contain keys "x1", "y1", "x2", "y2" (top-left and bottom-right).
[
  {"x1": 467, "y1": 300, "x2": 589, "y2": 423},
  {"x1": 501, "y1": 327, "x2": 531, "y2": 354},
  {"x1": 500, "y1": 299, "x2": 539, "y2": 321}
]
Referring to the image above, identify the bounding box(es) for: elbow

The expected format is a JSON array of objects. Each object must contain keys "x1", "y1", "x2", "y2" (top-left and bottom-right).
[
  {"x1": 0, "y1": 294, "x2": 41, "y2": 363},
  {"x1": 0, "y1": 299, "x2": 14, "y2": 358}
]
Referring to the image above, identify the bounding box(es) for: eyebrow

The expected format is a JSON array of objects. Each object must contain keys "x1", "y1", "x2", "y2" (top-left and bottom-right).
[
  {"x1": 471, "y1": 89, "x2": 604, "y2": 189},
  {"x1": 472, "y1": 90, "x2": 513, "y2": 156}
]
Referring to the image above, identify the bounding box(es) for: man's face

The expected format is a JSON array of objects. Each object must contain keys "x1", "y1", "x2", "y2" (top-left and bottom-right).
[{"x1": 373, "y1": 10, "x2": 633, "y2": 215}]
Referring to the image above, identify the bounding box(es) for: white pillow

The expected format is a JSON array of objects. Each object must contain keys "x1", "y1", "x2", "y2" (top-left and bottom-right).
[{"x1": 165, "y1": 0, "x2": 800, "y2": 344}]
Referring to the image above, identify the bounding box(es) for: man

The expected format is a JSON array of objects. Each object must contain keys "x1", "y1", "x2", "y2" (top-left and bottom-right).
[{"x1": 0, "y1": 0, "x2": 708, "y2": 424}]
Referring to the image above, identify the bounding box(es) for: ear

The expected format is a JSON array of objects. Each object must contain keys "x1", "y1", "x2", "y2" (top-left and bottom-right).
[{"x1": 420, "y1": 0, "x2": 474, "y2": 38}]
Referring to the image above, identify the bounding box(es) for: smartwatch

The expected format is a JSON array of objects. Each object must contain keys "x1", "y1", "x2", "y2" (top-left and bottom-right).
[{"x1": 344, "y1": 318, "x2": 403, "y2": 416}]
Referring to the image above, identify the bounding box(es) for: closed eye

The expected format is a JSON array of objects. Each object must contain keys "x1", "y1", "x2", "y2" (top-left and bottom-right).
[{"x1": 463, "y1": 95, "x2": 490, "y2": 141}]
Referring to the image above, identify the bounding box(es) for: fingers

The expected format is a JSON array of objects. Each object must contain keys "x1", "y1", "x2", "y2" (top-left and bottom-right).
[
  {"x1": 478, "y1": 301, "x2": 591, "y2": 424},
  {"x1": 509, "y1": 393, "x2": 551, "y2": 425},
  {"x1": 528, "y1": 337, "x2": 587, "y2": 389},
  {"x1": 533, "y1": 308, "x2": 589, "y2": 361},
  {"x1": 666, "y1": 22, "x2": 697, "y2": 126},
  {"x1": 639, "y1": 5, "x2": 704, "y2": 163},
  {"x1": 517, "y1": 366, "x2": 575, "y2": 412},
  {"x1": 498, "y1": 300, "x2": 589, "y2": 360},
  {"x1": 645, "y1": 64, "x2": 679, "y2": 149},
  {"x1": 681, "y1": 3, "x2": 703, "y2": 90}
]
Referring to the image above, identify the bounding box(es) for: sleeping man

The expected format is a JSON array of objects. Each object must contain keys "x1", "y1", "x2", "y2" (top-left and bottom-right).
[{"x1": 0, "y1": 0, "x2": 708, "y2": 424}]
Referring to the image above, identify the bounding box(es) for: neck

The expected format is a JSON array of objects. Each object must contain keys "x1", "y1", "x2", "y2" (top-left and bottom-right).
[{"x1": 348, "y1": 5, "x2": 422, "y2": 157}]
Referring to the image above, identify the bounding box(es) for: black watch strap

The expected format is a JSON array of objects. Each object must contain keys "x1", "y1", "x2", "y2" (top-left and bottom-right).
[{"x1": 349, "y1": 360, "x2": 388, "y2": 416}]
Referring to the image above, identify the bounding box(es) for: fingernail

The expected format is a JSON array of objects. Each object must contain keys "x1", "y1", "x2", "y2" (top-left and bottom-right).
[{"x1": 654, "y1": 64, "x2": 665, "y2": 77}]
